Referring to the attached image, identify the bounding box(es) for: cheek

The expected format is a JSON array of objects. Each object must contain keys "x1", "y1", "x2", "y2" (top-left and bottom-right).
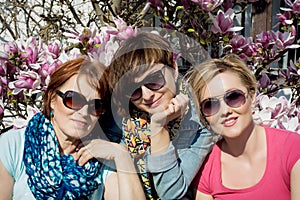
[
  {"x1": 90, "y1": 116, "x2": 99, "y2": 126},
  {"x1": 130, "y1": 99, "x2": 141, "y2": 109},
  {"x1": 206, "y1": 115, "x2": 220, "y2": 130}
]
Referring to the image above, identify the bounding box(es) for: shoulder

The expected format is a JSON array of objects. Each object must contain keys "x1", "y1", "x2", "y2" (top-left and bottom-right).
[
  {"x1": 0, "y1": 128, "x2": 26, "y2": 177},
  {"x1": 265, "y1": 126, "x2": 300, "y2": 143},
  {"x1": 0, "y1": 128, "x2": 26, "y2": 151},
  {"x1": 265, "y1": 126, "x2": 300, "y2": 170}
]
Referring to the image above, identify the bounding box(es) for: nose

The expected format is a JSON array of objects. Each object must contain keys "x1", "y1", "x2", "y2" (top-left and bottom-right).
[
  {"x1": 77, "y1": 104, "x2": 89, "y2": 116},
  {"x1": 141, "y1": 86, "x2": 155, "y2": 100},
  {"x1": 220, "y1": 100, "x2": 232, "y2": 116}
]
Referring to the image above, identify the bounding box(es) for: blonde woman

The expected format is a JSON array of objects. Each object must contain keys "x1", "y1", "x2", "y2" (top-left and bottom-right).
[{"x1": 187, "y1": 54, "x2": 300, "y2": 200}]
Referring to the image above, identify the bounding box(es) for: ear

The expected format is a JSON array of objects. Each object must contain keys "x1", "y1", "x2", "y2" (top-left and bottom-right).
[
  {"x1": 50, "y1": 95, "x2": 57, "y2": 111},
  {"x1": 249, "y1": 90, "x2": 257, "y2": 108}
]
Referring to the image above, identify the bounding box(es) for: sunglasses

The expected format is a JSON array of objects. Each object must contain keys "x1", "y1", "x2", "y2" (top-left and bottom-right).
[
  {"x1": 200, "y1": 89, "x2": 247, "y2": 117},
  {"x1": 56, "y1": 90, "x2": 105, "y2": 116},
  {"x1": 129, "y1": 67, "x2": 166, "y2": 101}
]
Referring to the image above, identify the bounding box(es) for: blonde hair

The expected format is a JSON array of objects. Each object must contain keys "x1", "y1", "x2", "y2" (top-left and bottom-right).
[{"x1": 186, "y1": 54, "x2": 257, "y2": 124}]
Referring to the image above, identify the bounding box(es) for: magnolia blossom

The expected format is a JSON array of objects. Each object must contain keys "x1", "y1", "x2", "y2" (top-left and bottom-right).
[
  {"x1": 48, "y1": 40, "x2": 61, "y2": 58},
  {"x1": 90, "y1": 39, "x2": 120, "y2": 66},
  {"x1": 191, "y1": 0, "x2": 224, "y2": 12},
  {"x1": 284, "y1": 0, "x2": 300, "y2": 14},
  {"x1": 105, "y1": 17, "x2": 138, "y2": 41},
  {"x1": 0, "y1": 65, "x2": 5, "y2": 76},
  {"x1": 230, "y1": 34, "x2": 253, "y2": 52},
  {"x1": 275, "y1": 31, "x2": 298, "y2": 50},
  {"x1": 209, "y1": 8, "x2": 243, "y2": 34},
  {"x1": 8, "y1": 70, "x2": 41, "y2": 95},
  {"x1": 253, "y1": 93, "x2": 300, "y2": 133},
  {"x1": 255, "y1": 31, "x2": 277, "y2": 48},
  {"x1": 276, "y1": 11, "x2": 293, "y2": 26},
  {"x1": 0, "y1": 99, "x2": 3, "y2": 117}
]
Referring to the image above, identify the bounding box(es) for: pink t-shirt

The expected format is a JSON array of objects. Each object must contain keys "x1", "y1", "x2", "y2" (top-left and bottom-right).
[{"x1": 193, "y1": 126, "x2": 300, "y2": 200}]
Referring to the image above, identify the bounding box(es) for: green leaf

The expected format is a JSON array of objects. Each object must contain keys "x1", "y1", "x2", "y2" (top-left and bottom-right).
[
  {"x1": 176, "y1": 6, "x2": 184, "y2": 11},
  {"x1": 223, "y1": 35, "x2": 229, "y2": 42}
]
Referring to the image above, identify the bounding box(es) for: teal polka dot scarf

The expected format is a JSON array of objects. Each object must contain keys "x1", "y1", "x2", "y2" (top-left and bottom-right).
[{"x1": 23, "y1": 112, "x2": 102, "y2": 199}]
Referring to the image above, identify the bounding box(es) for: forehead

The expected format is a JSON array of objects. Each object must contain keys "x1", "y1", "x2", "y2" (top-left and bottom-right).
[
  {"x1": 202, "y1": 71, "x2": 244, "y2": 97},
  {"x1": 60, "y1": 74, "x2": 99, "y2": 98}
]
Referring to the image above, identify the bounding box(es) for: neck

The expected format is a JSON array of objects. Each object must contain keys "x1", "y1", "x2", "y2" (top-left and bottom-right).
[
  {"x1": 58, "y1": 137, "x2": 81, "y2": 155},
  {"x1": 222, "y1": 124, "x2": 264, "y2": 157}
]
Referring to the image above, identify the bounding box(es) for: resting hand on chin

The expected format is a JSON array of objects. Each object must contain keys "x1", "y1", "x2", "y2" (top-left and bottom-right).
[{"x1": 151, "y1": 93, "x2": 189, "y2": 131}]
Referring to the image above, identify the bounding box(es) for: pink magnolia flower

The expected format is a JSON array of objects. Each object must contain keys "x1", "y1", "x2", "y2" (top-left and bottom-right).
[
  {"x1": 276, "y1": 12, "x2": 293, "y2": 26},
  {"x1": 0, "y1": 64, "x2": 5, "y2": 76},
  {"x1": 89, "y1": 39, "x2": 120, "y2": 66},
  {"x1": 111, "y1": 17, "x2": 138, "y2": 40},
  {"x1": 230, "y1": 34, "x2": 253, "y2": 52},
  {"x1": 148, "y1": 0, "x2": 162, "y2": 7},
  {"x1": 191, "y1": 0, "x2": 223, "y2": 12},
  {"x1": 284, "y1": 0, "x2": 300, "y2": 14},
  {"x1": 18, "y1": 37, "x2": 43, "y2": 65},
  {"x1": 259, "y1": 74, "x2": 271, "y2": 88},
  {"x1": 274, "y1": 31, "x2": 299, "y2": 50},
  {"x1": 0, "y1": 99, "x2": 3, "y2": 117},
  {"x1": 209, "y1": 8, "x2": 243, "y2": 34},
  {"x1": 8, "y1": 70, "x2": 41, "y2": 95},
  {"x1": 278, "y1": 115, "x2": 300, "y2": 133},
  {"x1": 253, "y1": 93, "x2": 300, "y2": 133},
  {"x1": 3, "y1": 41, "x2": 18, "y2": 55},
  {"x1": 48, "y1": 40, "x2": 61, "y2": 58},
  {"x1": 288, "y1": 59, "x2": 300, "y2": 75},
  {"x1": 255, "y1": 31, "x2": 277, "y2": 48}
]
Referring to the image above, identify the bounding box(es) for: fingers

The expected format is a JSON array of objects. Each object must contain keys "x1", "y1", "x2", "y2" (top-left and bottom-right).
[
  {"x1": 150, "y1": 93, "x2": 189, "y2": 127},
  {"x1": 167, "y1": 93, "x2": 189, "y2": 118},
  {"x1": 74, "y1": 140, "x2": 127, "y2": 166},
  {"x1": 75, "y1": 145, "x2": 94, "y2": 166}
]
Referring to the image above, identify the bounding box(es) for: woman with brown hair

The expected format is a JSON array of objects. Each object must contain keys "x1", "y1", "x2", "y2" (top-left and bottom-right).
[{"x1": 0, "y1": 57, "x2": 144, "y2": 199}]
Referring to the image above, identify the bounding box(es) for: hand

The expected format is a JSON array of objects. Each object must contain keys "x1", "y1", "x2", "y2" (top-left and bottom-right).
[
  {"x1": 149, "y1": 93, "x2": 189, "y2": 155},
  {"x1": 151, "y1": 93, "x2": 189, "y2": 129},
  {"x1": 73, "y1": 139, "x2": 127, "y2": 166}
]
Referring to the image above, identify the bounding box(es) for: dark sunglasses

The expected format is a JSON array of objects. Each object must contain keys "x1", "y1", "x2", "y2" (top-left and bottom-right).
[
  {"x1": 200, "y1": 89, "x2": 247, "y2": 117},
  {"x1": 56, "y1": 90, "x2": 105, "y2": 116},
  {"x1": 129, "y1": 67, "x2": 166, "y2": 101}
]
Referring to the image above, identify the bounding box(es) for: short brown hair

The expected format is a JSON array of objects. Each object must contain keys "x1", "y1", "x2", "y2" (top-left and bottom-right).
[
  {"x1": 43, "y1": 56, "x2": 108, "y2": 119},
  {"x1": 108, "y1": 31, "x2": 176, "y2": 116}
]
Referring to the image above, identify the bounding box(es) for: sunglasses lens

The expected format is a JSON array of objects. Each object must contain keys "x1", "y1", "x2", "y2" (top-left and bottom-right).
[
  {"x1": 130, "y1": 88, "x2": 142, "y2": 101},
  {"x1": 90, "y1": 99, "x2": 105, "y2": 116},
  {"x1": 145, "y1": 72, "x2": 165, "y2": 90},
  {"x1": 224, "y1": 90, "x2": 246, "y2": 108},
  {"x1": 130, "y1": 71, "x2": 166, "y2": 101},
  {"x1": 201, "y1": 98, "x2": 220, "y2": 116},
  {"x1": 64, "y1": 91, "x2": 86, "y2": 110}
]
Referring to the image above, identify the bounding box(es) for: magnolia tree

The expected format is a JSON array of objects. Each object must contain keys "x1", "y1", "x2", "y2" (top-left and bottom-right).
[{"x1": 0, "y1": 0, "x2": 299, "y2": 133}]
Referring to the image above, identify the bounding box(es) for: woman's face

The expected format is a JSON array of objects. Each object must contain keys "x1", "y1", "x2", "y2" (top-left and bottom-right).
[
  {"x1": 201, "y1": 71, "x2": 255, "y2": 138},
  {"x1": 50, "y1": 74, "x2": 101, "y2": 140},
  {"x1": 129, "y1": 63, "x2": 177, "y2": 114}
]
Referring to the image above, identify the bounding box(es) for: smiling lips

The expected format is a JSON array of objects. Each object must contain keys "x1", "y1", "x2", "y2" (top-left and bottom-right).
[
  {"x1": 222, "y1": 117, "x2": 238, "y2": 127},
  {"x1": 145, "y1": 96, "x2": 162, "y2": 108},
  {"x1": 73, "y1": 119, "x2": 88, "y2": 128}
]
